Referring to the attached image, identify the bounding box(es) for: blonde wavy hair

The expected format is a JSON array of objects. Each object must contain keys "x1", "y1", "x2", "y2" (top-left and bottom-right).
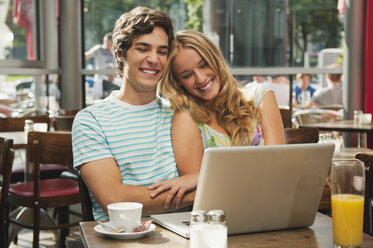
[{"x1": 159, "y1": 30, "x2": 261, "y2": 146}]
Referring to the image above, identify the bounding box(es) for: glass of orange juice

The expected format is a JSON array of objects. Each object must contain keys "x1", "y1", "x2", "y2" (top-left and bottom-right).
[{"x1": 331, "y1": 159, "x2": 365, "y2": 248}]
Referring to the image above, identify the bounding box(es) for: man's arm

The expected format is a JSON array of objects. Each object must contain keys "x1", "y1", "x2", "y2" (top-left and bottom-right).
[
  {"x1": 80, "y1": 157, "x2": 195, "y2": 217},
  {"x1": 84, "y1": 45, "x2": 99, "y2": 59}
]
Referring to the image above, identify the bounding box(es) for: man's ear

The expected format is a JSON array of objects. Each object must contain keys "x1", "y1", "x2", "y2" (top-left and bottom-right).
[{"x1": 115, "y1": 52, "x2": 124, "y2": 62}]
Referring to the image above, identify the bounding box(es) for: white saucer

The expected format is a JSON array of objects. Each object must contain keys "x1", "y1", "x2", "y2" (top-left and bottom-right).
[{"x1": 94, "y1": 223, "x2": 156, "y2": 240}]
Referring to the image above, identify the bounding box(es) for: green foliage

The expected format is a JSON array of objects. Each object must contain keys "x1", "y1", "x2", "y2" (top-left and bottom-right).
[
  {"x1": 5, "y1": 75, "x2": 31, "y2": 82},
  {"x1": 185, "y1": 0, "x2": 203, "y2": 31},
  {"x1": 289, "y1": 0, "x2": 343, "y2": 66}
]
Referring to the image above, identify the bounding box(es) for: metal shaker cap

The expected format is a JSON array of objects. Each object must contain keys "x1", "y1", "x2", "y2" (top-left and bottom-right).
[
  {"x1": 191, "y1": 210, "x2": 207, "y2": 223},
  {"x1": 207, "y1": 209, "x2": 226, "y2": 223},
  {"x1": 25, "y1": 119, "x2": 34, "y2": 125}
]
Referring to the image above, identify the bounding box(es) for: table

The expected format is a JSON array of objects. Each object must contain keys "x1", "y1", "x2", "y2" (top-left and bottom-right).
[
  {"x1": 0, "y1": 131, "x2": 27, "y2": 149},
  {"x1": 333, "y1": 147, "x2": 373, "y2": 160},
  {"x1": 299, "y1": 120, "x2": 373, "y2": 147},
  {"x1": 79, "y1": 213, "x2": 373, "y2": 248}
]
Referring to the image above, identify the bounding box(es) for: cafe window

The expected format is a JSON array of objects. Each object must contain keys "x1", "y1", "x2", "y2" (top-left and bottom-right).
[
  {"x1": 0, "y1": 0, "x2": 39, "y2": 61},
  {"x1": 82, "y1": 0, "x2": 189, "y2": 105},
  {"x1": 0, "y1": 73, "x2": 60, "y2": 117}
]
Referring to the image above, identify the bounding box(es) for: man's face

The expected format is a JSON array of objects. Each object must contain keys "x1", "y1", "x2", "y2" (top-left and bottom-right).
[
  {"x1": 105, "y1": 39, "x2": 113, "y2": 51},
  {"x1": 299, "y1": 75, "x2": 311, "y2": 90},
  {"x1": 122, "y1": 26, "x2": 169, "y2": 95}
]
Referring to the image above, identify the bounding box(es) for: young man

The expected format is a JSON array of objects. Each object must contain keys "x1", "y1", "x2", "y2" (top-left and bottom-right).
[{"x1": 72, "y1": 7, "x2": 195, "y2": 221}]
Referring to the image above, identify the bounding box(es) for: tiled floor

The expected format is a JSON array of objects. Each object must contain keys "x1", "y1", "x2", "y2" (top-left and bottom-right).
[
  {"x1": 9, "y1": 227, "x2": 83, "y2": 248},
  {"x1": 8, "y1": 204, "x2": 84, "y2": 248}
]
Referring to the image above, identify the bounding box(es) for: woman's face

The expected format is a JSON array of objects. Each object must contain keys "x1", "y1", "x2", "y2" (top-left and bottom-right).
[{"x1": 172, "y1": 46, "x2": 220, "y2": 103}]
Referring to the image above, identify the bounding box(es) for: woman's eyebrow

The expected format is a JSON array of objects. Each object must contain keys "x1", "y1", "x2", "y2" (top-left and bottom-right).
[{"x1": 178, "y1": 58, "x2": 205, "y2": 76}]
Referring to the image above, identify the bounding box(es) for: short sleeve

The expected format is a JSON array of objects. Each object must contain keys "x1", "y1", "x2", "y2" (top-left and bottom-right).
[
  {"x1": 242, "y1": 83, "x2": 273, "y2": 107},
  {"x1": 72, "y1": 109, "x2": 112, "y2": 169}
]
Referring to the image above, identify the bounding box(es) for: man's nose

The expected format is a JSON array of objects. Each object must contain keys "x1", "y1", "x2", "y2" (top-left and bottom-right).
[{"x1": 147, "y1": 51, "x2": 158, "y2": 63}]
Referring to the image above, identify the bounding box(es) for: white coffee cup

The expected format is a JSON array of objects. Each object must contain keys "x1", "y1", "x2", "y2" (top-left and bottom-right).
[{"x1": 107, "y1": 202, "x2": 142, "y2": 233}]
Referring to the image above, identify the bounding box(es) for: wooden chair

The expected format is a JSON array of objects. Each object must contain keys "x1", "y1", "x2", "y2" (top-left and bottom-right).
[
  {"x1": 0, "y1": 137, "x2": 15, "y2": 248},
  {"x1": 284, "y1": 127, "x2": 319, "y2": 144},
  {"x1": 355, "y1": 152, "x2": 373, "y2": 235},
  {"x1": 318, "y1": 104, "x2": 343, "y2": 112},
  {"x1": 7, "y1": 131, "x2": 81, "y2": 248},
  {"x1": 293, "y1": 108, "x2": 342, "y2": 126},
  {"x1": 78, "y1": 174, "x2": 94, "y2": 221},
  {"x1": 58, "y1": 109, "x2": 80, "y2": 116},
  {"x1": 280, "y1": 108, "x2": 291, "y2": 128},
  {"x1": 0, "y1": 115, "x2": 67, "y2": 183},
  {"x1": 53, "y1": 116, "x2": 78, "y2": 181},
  {"x1": 53, "y1": 116, "x2": 75, "y2": 131}
]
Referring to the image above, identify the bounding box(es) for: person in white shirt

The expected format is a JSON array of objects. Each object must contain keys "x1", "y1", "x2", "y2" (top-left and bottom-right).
[
  {"x1": 311, "y1": 63, "x2": 343, "y2": 106},
  {"x1": 85, "y1": 33, "x2": 116, "y2": 99}
]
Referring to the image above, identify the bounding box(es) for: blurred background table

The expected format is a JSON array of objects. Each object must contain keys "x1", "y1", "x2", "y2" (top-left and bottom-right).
[
  {"x1": 300, "y1": 120, "x2": 373, "y2": 147},
  {"x1": 0, "y1": 131, "x2": 27, "y2": 149}
]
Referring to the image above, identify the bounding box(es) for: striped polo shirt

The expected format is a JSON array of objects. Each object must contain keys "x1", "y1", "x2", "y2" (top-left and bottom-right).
[{"x1": 72, "y1": 93, "x2": 179, "y2": 220}]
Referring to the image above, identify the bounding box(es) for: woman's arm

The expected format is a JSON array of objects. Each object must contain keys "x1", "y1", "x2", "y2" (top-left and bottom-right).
[
  {"x1": 148, "y1": 110, "x2": 204, "y2": 208},
  {"x1": 172, "y1": 110, "x2": 204, "y2": 175},
  {"x1": 259, "y1": 91, "x2": 286, "y2": 145}
]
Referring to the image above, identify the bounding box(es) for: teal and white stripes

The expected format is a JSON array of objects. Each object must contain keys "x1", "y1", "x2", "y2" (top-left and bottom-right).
[{"x1": 72, "y1": 94, "x2": 178, "y2": 220}]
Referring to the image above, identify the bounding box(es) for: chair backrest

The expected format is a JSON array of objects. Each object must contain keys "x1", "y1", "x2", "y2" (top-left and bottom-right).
[
  {"x1": 318, "y1": 104, "x2": 343, "y2": 112},
  {"x1": 0, "y1": 137, "x2": 15, "y2": 247},
  {"x1": 53, "y1": 116, "x2": 75, "y2": 131},
  {"x1": 28, "y1": 131, "x2": 72, "y2": 165},
  {"x1": 0, "y1": 115, "x2": 49, "y2": 132},
  {"x1": 355, "y1": 152, "x2": 373, "y2": 235},
  {"x1": 293, "y1": 108, "x2": 342, "y2": 126},
  {"x1": 279, "y1": 108, "x2": 291, "y2": 128},
  {"x1": 27, "y1": 131, "x2": 73, "y2": 182},
  {"x1": 58, "y1": 109, "x2": 80, "y2": 116},
  {"x1": 78, "y1": 174, "x2": 94, "y2": 221},
  {"x1": 284, "y1": 127, "x2": 319, "y2": 144}
]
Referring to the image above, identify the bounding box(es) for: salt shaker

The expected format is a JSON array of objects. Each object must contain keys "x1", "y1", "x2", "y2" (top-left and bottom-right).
[
  {"x1": 190, "y1": 210, "x2": 208, "y2": 248},
  {"x1": 189, "y1": 210, "x2": 227, "y2": 248},
  {"x1": 207, "y1": 210, "x2": 227, "y2": 248},
  {"x1": 354, "y1": 110, "x2": 363, "y2": 126},
  {"x1": 24, "y1": 119, "x2": 34, "y2": 142}
]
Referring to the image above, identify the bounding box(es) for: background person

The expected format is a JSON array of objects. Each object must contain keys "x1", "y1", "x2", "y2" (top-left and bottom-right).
[
  {"x1": 267, "y1": 75, "x2": 290, "y2": 107},
  {"x1": 311, "y1": 63, "x2": 343, "y2": 107},
  {"x1": 85, "y1": 32, "x2": 116, "y2": 99},
  {"x1": 293, "y1": 73, "x2": 316, "y2": 107}
]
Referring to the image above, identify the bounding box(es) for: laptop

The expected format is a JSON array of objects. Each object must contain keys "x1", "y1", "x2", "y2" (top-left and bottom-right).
[{"x1": 151, "y1": 143, "x2": 334, "y2": 238}]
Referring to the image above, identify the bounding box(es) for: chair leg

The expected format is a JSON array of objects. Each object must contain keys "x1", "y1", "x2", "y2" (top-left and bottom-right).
[
  {"x1": 33, "y1": 205, "x2": 40, "y2": 248},
  {"x1": 58, "y1": 206, "x2": 69, "y2": 248}
]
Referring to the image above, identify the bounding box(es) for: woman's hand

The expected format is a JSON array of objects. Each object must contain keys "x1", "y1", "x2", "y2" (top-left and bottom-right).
[{"x1": 148, "y1": 173, "x2": 199, "y2": 209}]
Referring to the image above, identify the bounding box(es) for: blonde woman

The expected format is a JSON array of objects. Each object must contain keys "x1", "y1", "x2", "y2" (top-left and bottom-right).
[{"x1": 148, "y1": 30, "x2": 285, "y2": 208}]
